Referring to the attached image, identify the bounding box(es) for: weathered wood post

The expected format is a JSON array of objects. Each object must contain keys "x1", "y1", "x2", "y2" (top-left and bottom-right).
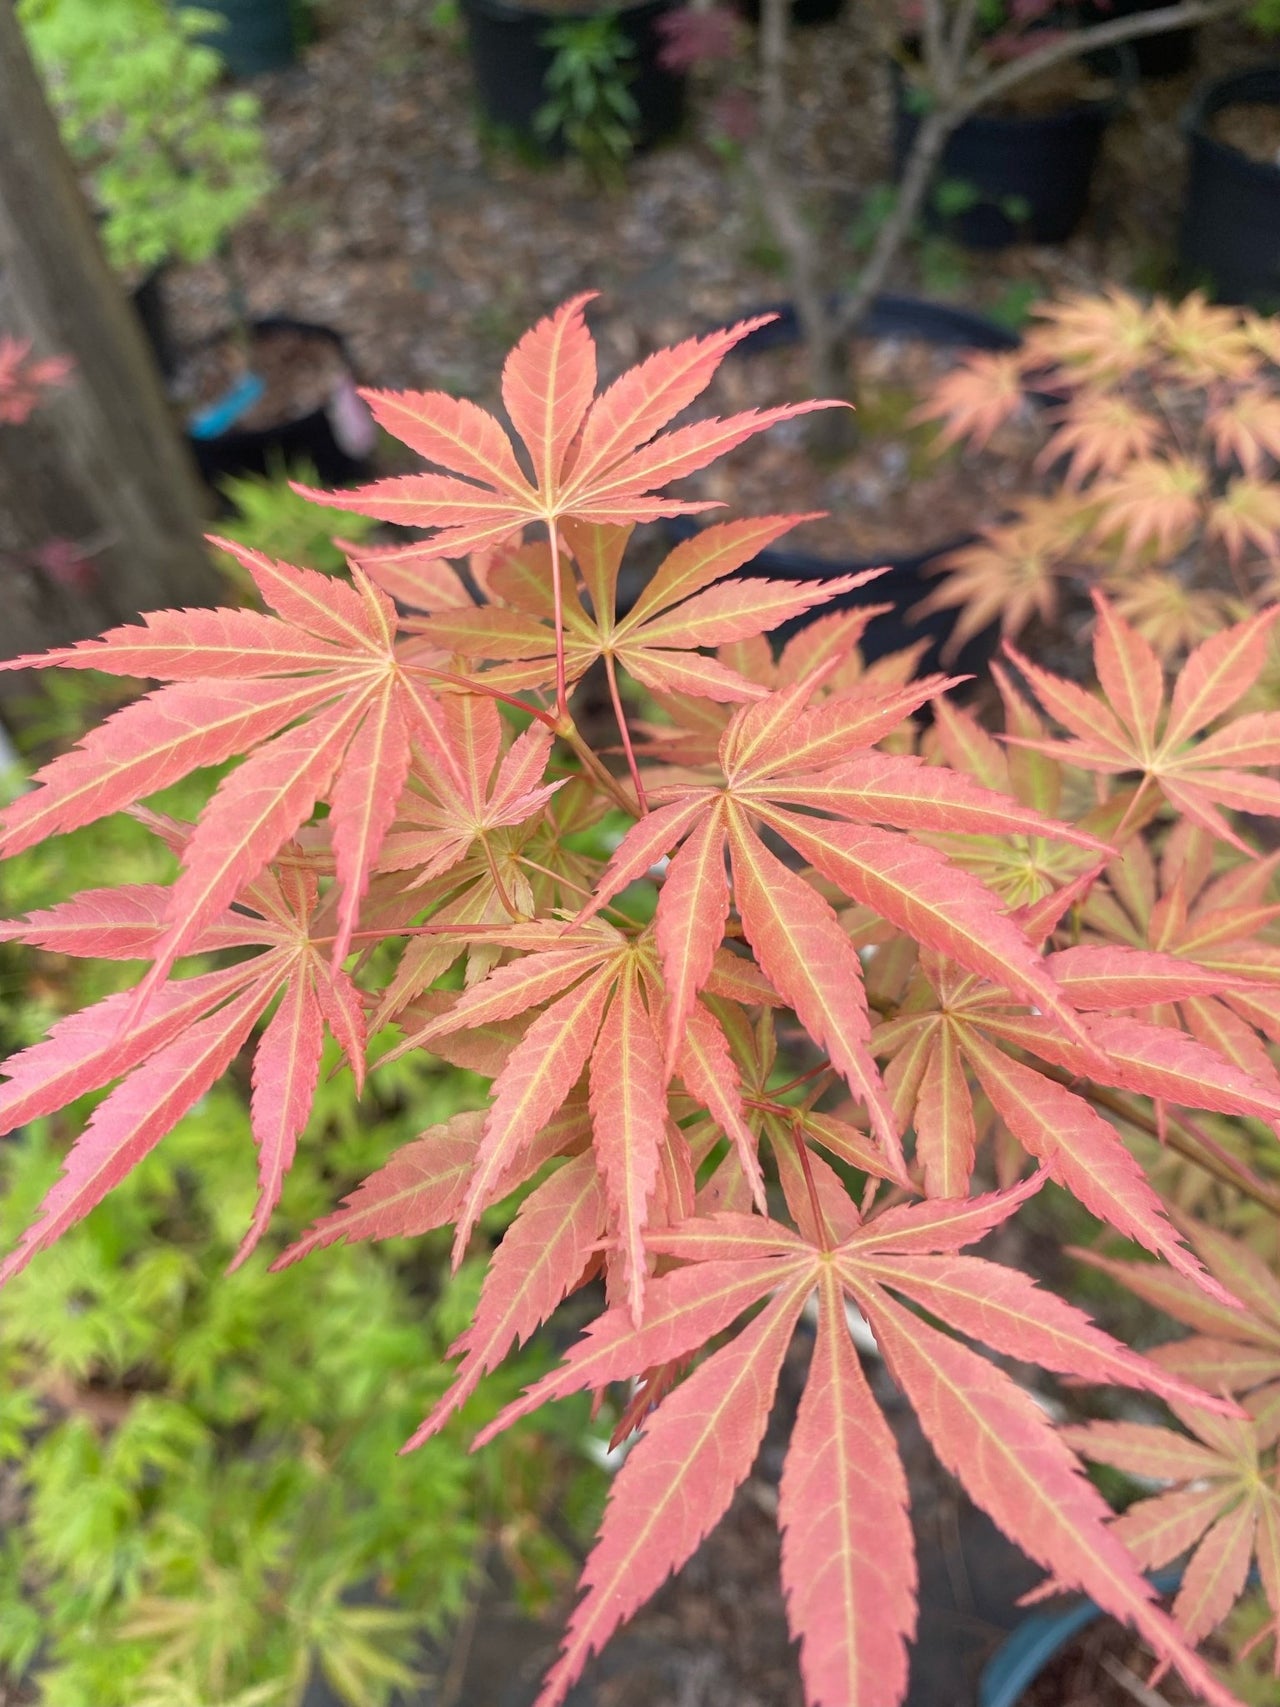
[{"x1": 0, "y1": 1, "x2": 218, "y2": 667}]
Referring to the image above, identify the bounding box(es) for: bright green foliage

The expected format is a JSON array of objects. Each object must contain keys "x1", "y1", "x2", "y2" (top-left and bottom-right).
[
  {"x1": 18, "y1": 0, "x2": 273, "y2": 273},
  {"x1": 0, "y1": 1085, "x2": 593, "y2": 1707},
  {"x1": 215, "y1": 462, "x2": 383, "y2": 586},
  {"x1": 0, "y1": 759, "x2": 597, "y2": 1707}
]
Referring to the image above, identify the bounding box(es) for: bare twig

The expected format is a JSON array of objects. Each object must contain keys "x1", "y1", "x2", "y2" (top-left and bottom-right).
[
  {"x1": 743, "y1": 0, "x2": 849, "y2": 406},
  {"x1": 835, "y1": 104, "x2": 953, "y2": 336},
  {"x1": 1100, "y1": 1653, "x2": 1173, "y2": 1707}
]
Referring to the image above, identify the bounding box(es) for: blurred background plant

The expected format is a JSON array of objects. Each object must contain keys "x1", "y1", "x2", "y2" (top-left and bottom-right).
[
  {"x1": 16, "y1": 0, "x2": 272, "y2": 277},
  {"x1": 913, "y1": 288, "x2": 1280, "y2": 661},
  {"x1": 212, "y1": 459, "x2": 382, "y2": 589},
  {"x1": 535, "y1": 15, "x2": 641, "y2": 183}
]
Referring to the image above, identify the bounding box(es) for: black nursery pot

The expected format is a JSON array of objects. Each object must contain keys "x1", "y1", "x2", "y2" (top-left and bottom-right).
[
  {"x1": 186, "y1": 319, "x2": 374, "y2": 492},
  {"x1": 892, "y1": 53, "x2": 1126, "y2": 250},
  {"x1": 176, "y1": 0, "x2": 299, "y2": 77},
  {"x1": 1179, "y1": 66, "x2": 1280, "y2": 309},
  {"x1": 737, "y1": 0, "x2": 844, "y2": 27},
  {"x1": 1082, "y1": 0, "x2": 1195, "y2": 77},
  {"x1": 460, "y1": 0, "x2": 686, "y2": 153},
  {"x1": 129, "y1": 268, "x2": 175, "y2": 379},
  {"x1": 658, "y1": 296, "x2": 1020, "y2": 683}
]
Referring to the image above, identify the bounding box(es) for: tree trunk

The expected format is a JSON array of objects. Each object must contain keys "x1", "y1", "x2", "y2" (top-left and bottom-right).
[{"x1": 0, "y1": 2, "x2": 218, "y2": 673}]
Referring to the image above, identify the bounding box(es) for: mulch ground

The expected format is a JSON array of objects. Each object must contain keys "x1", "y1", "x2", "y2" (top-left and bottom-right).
[{"x1": 169, "y1": 0, "x2": 1269, "y2": 411}]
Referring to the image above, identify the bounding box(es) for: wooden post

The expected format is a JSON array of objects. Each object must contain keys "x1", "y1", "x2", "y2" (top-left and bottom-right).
[{"x1": 0, "y1": 1, "x2": 219, "y2": 668}]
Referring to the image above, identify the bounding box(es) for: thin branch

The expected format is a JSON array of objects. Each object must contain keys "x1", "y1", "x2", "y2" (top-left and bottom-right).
[
  {"x1": 771, "y1": 1058, "x2": 834, "y2": 1098},
  {"x1": 480, "y1": 832, "x2": 524, "y2": 920},
  {"x1": 604, "y1": 650, "x2": 648, "y2": 813},
  {"x1": 963, "y1": 0, "x2": 1239, "y2": 114},
  {"x1": 402, "y1": 660, "x2": 560, "y2": 730},
  {"x1": 945, "y1": 0, "x2": 982, "y2": 81},
  {"x1": 548, "y1": 522, "x2": 570, "y2": 722},
  {"x1": 794, "y1": 1124, "x2": 834, "y2": 1251},
  {"x1": 836, "y1": 0, "x2": 1240, "y2": 340},
  {"x1": 742, "y1": 0, "x2": 848, "y2": 404},
  {"x1": 920, "y1": 0, "x2": 949, "y2": 99},
  {"x1": 836, "y1": 106, "x2": 954, "y2": 337},
  {"x1": 558, "y1": 715, "x2": 642, "y2": 815}
]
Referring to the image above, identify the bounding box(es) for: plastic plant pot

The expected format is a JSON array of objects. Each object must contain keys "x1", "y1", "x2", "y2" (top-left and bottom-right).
[
  {"x1": 892, "y1": 49, "x2": 1130, "y2": 250},
  {"x1": 1083, "y1": 0, "x2": 1195, "y2": 77},
  {"x1": 1179, "y1": 66, "x2": 1280, "y2": 309},
  {"x1": 737, "y1": 0, "x2": 845, "y2": 27},
  {"x1": 184, "y1": 318, "x2": 375, "y2": 493},
  {"x1": 176, "y1": 0, "x2": 299, "y2": 78},
  {"x1": 459, "y1": 0, "x2": 686, "y2": 154},
  {"x1": 979, "y1": 1569, "x2": 1204, "y2": 1707}
]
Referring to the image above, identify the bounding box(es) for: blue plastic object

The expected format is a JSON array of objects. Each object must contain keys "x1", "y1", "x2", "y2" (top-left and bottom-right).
[{"x1": 188, "y1": 372, "x2": 266, "y2": 441}]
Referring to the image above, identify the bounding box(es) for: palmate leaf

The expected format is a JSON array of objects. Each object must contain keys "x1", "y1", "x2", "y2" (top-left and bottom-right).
[
  {"x1": 911, "y1": 501, "x2": 1071, "y2": 657},
  {"x1": 0, "y1": 544, "x2": 454, "y2": 988},
  {"x1": 376, "y1": 694, "x2": 563, "y2": 884},
  {"x1": 910, "y1": 347, "x2": 1026, "y2": 449},
  {"x1": 1090, "y1": 456, "x2": 1205, "y2": 561},
  {"x1": 579, "y1": 670, "x2": 1108, "y2": 1146},
  {"x1": 1074, "y1": 1217, "x2": 1280, "y2": 1424},
  {"x1": 473, "y1": 1187, "x2": 1240, "y2": 1707},
  {"x1": 389, "y1": 923, "x2": 680, "y2": 1319},
  {"x1": 1064, "y1": 1406, "x2": 1280, "y2": 1660},
  {"x1": 1006, "y1": 594, "x2": 1280, "y2": 851},
  {"x1": 1038, "y1": 391, "x2": 1162, "y2": 486},
  {"x1": 871, "y1": 927, "x2": 1280, "y2": 1294},
  {"x1": 299, "y1": 297, "x2": 842, "y2": 560},
  {"x1": 5, "y1": 290, "x2": 1279, "y2": 1707},
  {"x1": 0, "y1": 850, "x2": 367, "y2": 1280},
  {"x1": 1073, "y1": 845, "x2": 1280, "y2": 1094},
  {"x1": 392, "y1": 517, "x2": 876, "y2": 706},
  {"x1": 402, "y1": 1145, "x2": 605, "y2": 1448}
]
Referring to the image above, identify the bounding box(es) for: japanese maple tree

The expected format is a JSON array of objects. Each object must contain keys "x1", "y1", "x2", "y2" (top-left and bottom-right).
[
  {"x1": 915, "y1": 289, "x2": 1280, "y2": 662},
  {"x1": 4, "y1": 293, "x2": 1280, "y2": 1705}
]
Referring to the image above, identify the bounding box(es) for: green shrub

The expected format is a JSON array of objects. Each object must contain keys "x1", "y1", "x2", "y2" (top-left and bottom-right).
[
  {"x1": 0, "y1": 760, "x2": 598, "y2": 1707},
  {"x1": 18, "y1": 0, "x2": 272, "y2": 274}
]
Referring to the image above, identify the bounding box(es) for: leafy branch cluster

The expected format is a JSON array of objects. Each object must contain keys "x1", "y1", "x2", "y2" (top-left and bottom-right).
[
  {"x1": 711, "y1": 0, "x2": 1267, "y2": 427},
  {"x1": 3, "y1": 295, "x2": 1280, "y2": 1706},
  {"x1": 17, "y1": 0, "x2": 272, "y2": 273},
  {"x1": 918, "y1": 290, "x2": 1280, "y2": 661}
]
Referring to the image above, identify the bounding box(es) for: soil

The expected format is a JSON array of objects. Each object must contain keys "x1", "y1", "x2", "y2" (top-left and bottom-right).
[
  {"x1": 163, "y1": 0, "x2": 1264, "y2": 413},
  {"x1": 1018, "y1": 1616, "x2": 1217, "y2": 1705},
  {"x1": 1213, "y1": 100, "x2": 1280, "y2": 167},
  {"x1": 172, "y1": 322, "x2": 352, "y2": 433},
  {"x1": 674, "y1": 330, "x2": 1041, "y2": 560}
]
